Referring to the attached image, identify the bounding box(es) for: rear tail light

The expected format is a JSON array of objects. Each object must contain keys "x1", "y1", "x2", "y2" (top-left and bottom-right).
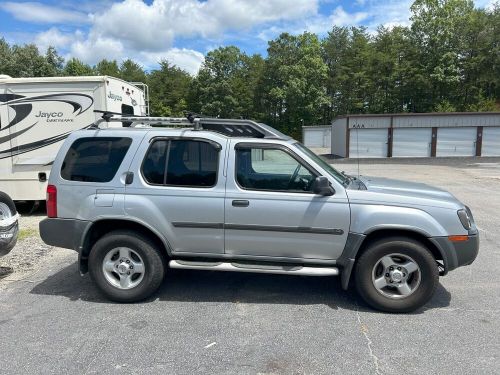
[{"x1": 46, "y1": 184, "x2": 57, "y2": 218}]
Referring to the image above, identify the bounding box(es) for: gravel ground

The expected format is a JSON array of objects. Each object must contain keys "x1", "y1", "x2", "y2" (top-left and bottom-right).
[
  {"x1": 0, "y1": 202, "x2": 73, "y2": 282},
  {"x1": 0, "y1": 157, "x2": 499, "y2": 374}
]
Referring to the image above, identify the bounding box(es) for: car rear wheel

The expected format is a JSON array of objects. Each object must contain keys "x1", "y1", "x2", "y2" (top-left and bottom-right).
[
  {"x1": 89, "y1": 231, "x2": 165, "y2": 302},
  {"x1": 355, "y1": 237, "x2": 438, "y2": 313}
]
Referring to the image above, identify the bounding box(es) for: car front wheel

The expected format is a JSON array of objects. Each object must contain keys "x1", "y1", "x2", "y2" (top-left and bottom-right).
[
  {"x1": 89, "y1": 231, "x2": 165, "y2": 302},
  {"x1": 354, "y1": 237, "x2": 439, "y2": 313}
]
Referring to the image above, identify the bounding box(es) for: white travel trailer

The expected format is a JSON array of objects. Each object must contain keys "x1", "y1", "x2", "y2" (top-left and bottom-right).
[{"x1": 0, "y1": 75, "x2": 148, "y2": 201}]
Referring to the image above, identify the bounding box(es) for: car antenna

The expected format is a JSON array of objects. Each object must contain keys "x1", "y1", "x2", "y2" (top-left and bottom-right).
[{"x1": 356, "y1": 127, "x2": 360, "y2": 179}]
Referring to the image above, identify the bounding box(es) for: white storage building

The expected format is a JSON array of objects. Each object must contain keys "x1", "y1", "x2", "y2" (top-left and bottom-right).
[
  {"x1": 303, "y1": 112, "x2": 500, "y2": 158},
  {"x1": 301, "y1": 125, "x2": 331, "y2": 154}
]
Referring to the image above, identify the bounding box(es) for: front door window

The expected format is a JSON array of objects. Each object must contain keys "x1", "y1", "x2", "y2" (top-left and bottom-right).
[{"x1": 235, "y1": 146, "x2": 316, "y2": 192}]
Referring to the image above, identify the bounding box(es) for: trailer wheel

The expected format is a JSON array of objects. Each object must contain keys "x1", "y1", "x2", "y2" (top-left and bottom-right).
[{"x1": 0, "y1": 192, "x2": 19, "y2": 257}]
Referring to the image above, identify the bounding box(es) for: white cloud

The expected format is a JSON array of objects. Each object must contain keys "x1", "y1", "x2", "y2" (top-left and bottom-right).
[
  {"x1": 39, "y1": 29, "x2": 205, "y2": 74},
  {"x1": 34, "y1": 28, "x2": 76, "y2": 51},
  {"x1": 474, "y1": 0, "x2": 497, "y2": 10},
  {"x1": 208, "y1": 0, "x2": 318, "y2": 29},
  {"x1": 89, "y1": 0, "x2": 318, "y2": 53},
  {"x1": 140, "y1": 48, "x2": 205, "y2": 74},
  {"x1": 258, "y1": 6, "x2": 369, "y2": 41},
  {"x1": 0, "y1": 2, "x2": 89, "y2": 24},
  {"x1": 364, "y1": 0, "x2": 412, "y2": 31},
  {"x1": 40, "y1": 0, "x2": 320, "y2": 72},
  {"x1": 69, "y1": 36, "x2": 125, "y2": 64},
  {"x1": 330, "y1": 6, "x2": 369, "y2": 27}
]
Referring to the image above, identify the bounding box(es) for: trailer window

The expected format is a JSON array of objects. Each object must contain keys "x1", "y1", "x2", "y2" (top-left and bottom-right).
[
  {"x1": 61, "y1": 137, "x2": 132, "y2": 182},
  {"x1": 121, "y1": 104, "x2": 134, "y2": 127}
]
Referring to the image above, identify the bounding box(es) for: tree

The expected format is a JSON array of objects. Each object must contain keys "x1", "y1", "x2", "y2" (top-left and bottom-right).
[
  {"x1": 95, "y1": 59, "x2": 120, "y2": 77},
  {"x1": 367, "y1": 26, "x2": 418, "y2": 113},
  {"x1": 64, "y1": 58, "x2": 95, "y2": 76},
  {"x1": 10, "y1": 44, "x2": 51, "y2": 77},
  {"x1": 235, "y1": 54, "x2": 265, "y2": 120},
  {"x1": 410, "y1": 0, "x2": 475, "y2": 111},
  {"x1": 0, "y1": 38, "x2": 13, "y2": 76},
  {"x1": 261, "y1": 32, "x2": 328, "y2": 138},
  {"x1": 147, "y1": 60, "x2": 192, "y2": 116},
  {"x1": 196, "y1": 46, "x2": 262, "y2": 118},
  {"x1": 119, "y1": 59, "x2": 147, "y2": 82},
  {"x1": 322, "y1": 27, "x2": 374, "y2": 118}
]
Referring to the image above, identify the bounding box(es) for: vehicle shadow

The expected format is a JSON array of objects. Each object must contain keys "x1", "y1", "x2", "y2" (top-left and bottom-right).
[{"x1": 30, "y1": 261, "x2": 451, "y2": 314}]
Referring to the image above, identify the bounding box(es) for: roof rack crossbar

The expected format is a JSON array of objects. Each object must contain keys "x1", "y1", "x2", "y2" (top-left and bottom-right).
[
  {"x1": 90, "y1": 115, "x2": 291, "y2": 140},
  {"x1": 94, "y1": 116, "x2": 195, "y2": 128}
]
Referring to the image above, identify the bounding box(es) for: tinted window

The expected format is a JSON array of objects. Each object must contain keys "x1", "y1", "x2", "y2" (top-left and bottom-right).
[
  {"x1": 121, "y1": 104, "x2": 134, "y2": 127},
  {"x1": 121, "y1": 104, "x2": 134, "y2": 115},
  {"x1": 142, "y1": 139, "x2": 219, "y2": 187},
  {"x1": 236, "y1": 146, "x2": 316, "y2": 192},
  {"x1": 61, "y1": 137, "x2": 132, "y2": 182},
  {"x1": 142, "y1": 140, "x2": 168, "y2": 184}
]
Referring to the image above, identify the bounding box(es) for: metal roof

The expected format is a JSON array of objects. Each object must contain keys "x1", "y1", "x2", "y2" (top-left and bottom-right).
[
  {"x1": 334, "y1": 111, "x2": 500, "y2": 119},
  {"x1": 0, "y1": 75, "x2": 134, "y2": 85}
]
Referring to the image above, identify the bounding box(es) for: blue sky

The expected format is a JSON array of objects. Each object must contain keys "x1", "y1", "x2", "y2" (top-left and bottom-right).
[{"x1": 0, "y1": 0, "x2": 494, "y2": 74}]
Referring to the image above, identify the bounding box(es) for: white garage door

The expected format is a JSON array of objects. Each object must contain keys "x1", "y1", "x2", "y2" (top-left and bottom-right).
[
  {"x1": 436, "y1": 127, "x2": 476, "y2": 157},
  {"x1": 392, "y1": 128, "x2": 432, "y2": 157},
  {"x1": 303, "y1": 128, "x2": 331, "y2": 148},
  {"x1": 482, "y1": 127, "x2": 500, "y2": 156},
  {"x1": 349, "y1": 128, "x2": 387, "y2": 158}
]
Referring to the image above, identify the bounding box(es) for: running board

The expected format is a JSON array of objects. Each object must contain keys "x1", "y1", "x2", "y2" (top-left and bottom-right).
[{"x1": 168, "y1": 260, "x2": 339, "y2": 276}]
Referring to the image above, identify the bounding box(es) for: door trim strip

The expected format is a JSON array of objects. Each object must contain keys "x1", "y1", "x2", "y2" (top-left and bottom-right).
[
  {"x1": 225, "y1": 223, "x2": 344, "y2": 235},
  {"x1": 172, "y1": 222, "x2": 344, "y2": 235},
  {"x1": 172, "y1": 222, "x2": 224, "y2": 229}
]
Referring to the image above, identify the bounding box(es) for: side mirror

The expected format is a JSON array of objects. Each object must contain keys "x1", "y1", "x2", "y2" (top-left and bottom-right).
[{"x1": 312, "y1": 176, "x2": 334, "y2": 196}]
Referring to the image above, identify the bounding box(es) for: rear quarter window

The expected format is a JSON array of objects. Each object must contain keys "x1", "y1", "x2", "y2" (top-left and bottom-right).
[{"x1": 61, "y1": 137, "x2": 132, "y2": 182}]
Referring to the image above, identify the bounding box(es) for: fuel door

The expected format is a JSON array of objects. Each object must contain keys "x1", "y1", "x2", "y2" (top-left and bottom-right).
[{"x1": 94, "y1": 189, "x2": 115, "y2": 207}]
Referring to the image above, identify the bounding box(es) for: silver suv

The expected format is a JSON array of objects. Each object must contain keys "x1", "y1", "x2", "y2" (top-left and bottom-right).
[{"x1": 39, "y1": 116, "x2": 479, "y2": 312}]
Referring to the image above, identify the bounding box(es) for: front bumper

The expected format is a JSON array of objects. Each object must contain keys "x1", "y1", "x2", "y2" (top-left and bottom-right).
[{"x1": 429, "y1": 233, "x2": 479, "y2": 274}]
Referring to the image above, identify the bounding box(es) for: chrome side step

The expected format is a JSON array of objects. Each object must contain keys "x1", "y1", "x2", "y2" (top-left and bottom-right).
[{"x1": 169, "y1": 260, "x2": 339, "y2": 276}]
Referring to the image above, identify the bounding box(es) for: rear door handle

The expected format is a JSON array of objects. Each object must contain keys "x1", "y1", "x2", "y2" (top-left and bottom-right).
[{"x1": 232, "y1": 200, "x2": 249, "y2": 207}]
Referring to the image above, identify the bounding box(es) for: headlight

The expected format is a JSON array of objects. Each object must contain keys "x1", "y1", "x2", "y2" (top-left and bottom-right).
[{"x1": 457, "y1": 209, "x2": 472, "y2": 230}]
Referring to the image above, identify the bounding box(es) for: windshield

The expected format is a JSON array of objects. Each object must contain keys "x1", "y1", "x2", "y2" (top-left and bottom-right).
[{"x1": 294, "y1": 143, "x2": 348, "y2": 185}]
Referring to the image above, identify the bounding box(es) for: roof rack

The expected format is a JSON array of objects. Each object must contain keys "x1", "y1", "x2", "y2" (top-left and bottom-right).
[{"x1": 91, "y1": 113, "x2": 291, "y2": 140}]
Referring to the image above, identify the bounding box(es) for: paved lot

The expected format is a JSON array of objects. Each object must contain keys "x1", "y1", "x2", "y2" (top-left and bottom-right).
[{"x1": 1, "y1": 157, "x2": 499, "y2": 374}]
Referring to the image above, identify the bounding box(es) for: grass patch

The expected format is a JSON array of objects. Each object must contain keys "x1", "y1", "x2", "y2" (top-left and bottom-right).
[{"x1": 18, "y1": 228, "x2": 39, "y2": 241}]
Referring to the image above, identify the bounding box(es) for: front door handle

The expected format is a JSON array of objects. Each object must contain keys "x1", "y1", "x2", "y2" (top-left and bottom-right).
[{"x1": 232, "y1": 200, "x2": 249, "y2": 207}]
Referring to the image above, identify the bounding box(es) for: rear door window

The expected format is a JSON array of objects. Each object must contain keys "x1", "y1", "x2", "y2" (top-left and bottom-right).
[
  {"x1": 142, "y1": 139, "x2": 219, "y2": 187},
  {"x1": 61, "y1": 137, "x2": 132, "y2": 182}
]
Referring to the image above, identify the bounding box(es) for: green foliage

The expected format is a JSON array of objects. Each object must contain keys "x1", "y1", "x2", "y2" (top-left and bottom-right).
[
  {"x1": 147, "y1": 60, "x2": 192, "y2": 116},
  {"x1": 119, "y1": 59, "x2": 147, "y2": 82},
  {"x1": 64, "y1": 58, "x2": 95, "y2": 76},
  {"x1": 0, "y1": 0, "x2": 499, "y2": 135},
  {"x1": 44, "y1": 47, "x2": 64, "y2": 76},
  {"x1": 95, "y1": 59, "x2": 120, "y2": 77},
  {"x1": 195, "y1": 46, "x2": 263, "y2": 119},
  {"x1": 261, "y1": 32, "x2": 328, "y2": 138},
  {"x1": 0, "y1": 38, "x2": 13, "y2": 76},
  {"x1": 434, "y1": 100, "x2": 456, "y2": 112}
]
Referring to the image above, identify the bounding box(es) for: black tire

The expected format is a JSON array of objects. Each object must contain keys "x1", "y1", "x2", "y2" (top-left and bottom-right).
[
  {"x1": 88, "y1": 230, "x2": 165, "y2": 302},
  {"x1": 354, "y1": 237, "x2": 438, "y2": 313},
  {"x1": 0, "y1": 192, "x2": 18, "y2": 257}
]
